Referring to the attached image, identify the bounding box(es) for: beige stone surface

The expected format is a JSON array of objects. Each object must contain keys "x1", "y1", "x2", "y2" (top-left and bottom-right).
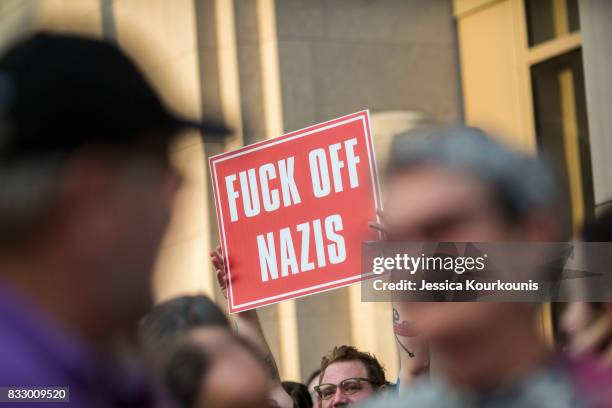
[
  {"x1": 153, "y1": 235, "x2": 213, "y2": 302},
  {"x1": 37, "y1": 0, "x2": 102, "y2": 36}
]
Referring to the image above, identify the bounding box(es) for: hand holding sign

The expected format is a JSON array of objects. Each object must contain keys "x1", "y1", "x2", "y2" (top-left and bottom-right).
[
  {"x1": 210, "y1": 111, "x2": 381, "y2": 312},
  {"x1": 211, "y1": 245, "x2": 229, "y2": 299}
]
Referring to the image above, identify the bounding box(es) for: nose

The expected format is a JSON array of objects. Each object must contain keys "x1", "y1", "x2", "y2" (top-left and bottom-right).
[{"x1": 330, "y1": 387, "x2": 349, "y2": 407}]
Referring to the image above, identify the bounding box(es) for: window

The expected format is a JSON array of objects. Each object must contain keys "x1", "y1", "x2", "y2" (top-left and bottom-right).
[
  {"x1": 531, "y1": 49, "x2": 593, "y2": 229},
  {"x1": 525, "y1": 0, "x2": 580, "y2": 46},
  {"x1": 525, "y1": 0, "x2": 593, "y2": 231}
]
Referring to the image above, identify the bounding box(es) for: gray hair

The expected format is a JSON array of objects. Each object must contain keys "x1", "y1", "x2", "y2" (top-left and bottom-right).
[{"x1": 386, "y1": 126, "x2": 558, "y2": 222}]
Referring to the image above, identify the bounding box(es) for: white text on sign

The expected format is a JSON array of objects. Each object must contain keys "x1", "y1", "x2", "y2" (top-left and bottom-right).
[
  {"x1": 225, "y1": 138, "x2": 360, "y2": 222},
  {"x1": 257, "y1": 214, "x2": 346, "y2": 282}
]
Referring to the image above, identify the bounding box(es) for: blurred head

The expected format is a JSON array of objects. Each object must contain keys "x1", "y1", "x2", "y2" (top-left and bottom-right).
[
  {"x1": 383, "y1": 127, "x2": 561, "y2": 343},
  {"x1": 306, "y1": 369, "x2": 321, "y2": 408},
  {"x1": 561, "y1": 208, "x2": 612, "y2": 343},
  {"x1": 164, "y1": 331, "x2": 270, "y2": 408},
  {"x1": 385, "y1": 126, "x2": 561, "y2": 243},
  {"x1": 0, "y1": 32, "x2": 227, "y2": 343},
  {"x1": 144, "y1": 295, "x2": 271, "y2": 407},
  {"x1": 582, "y1": 208, "x2": 612, "y2": 317},
  {"x1": 316, "y1": 346, "x2": 386, "y2": 407},
  {"x1": 140, "y1": 295, "x2": 230, "y2": 361},
  {"x1": 282, "y1": 381, "x2": 313, "y2": 408}
]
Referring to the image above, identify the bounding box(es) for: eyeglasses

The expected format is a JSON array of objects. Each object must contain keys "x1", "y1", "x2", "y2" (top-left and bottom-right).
[{"x1": 314, "y1": 377, "x2": 373, "y2": 400}]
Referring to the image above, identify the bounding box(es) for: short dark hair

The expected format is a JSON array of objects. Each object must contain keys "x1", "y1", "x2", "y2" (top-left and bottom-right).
[
  {"x1": 282, "y1": 381, "x2": 313, "y2": 408},
  {"x1": 319, "y1": 345, "x2": 386, "y2": 388},
  {"x1": 139, "y1": 295, "x2": 229, "y2": 356},
  {"x1": 582, "y1": 207, "x2": 612, "y2": 242},
  {"x1": 163, "y1": 342, "x2": 211, "y2": 408}
]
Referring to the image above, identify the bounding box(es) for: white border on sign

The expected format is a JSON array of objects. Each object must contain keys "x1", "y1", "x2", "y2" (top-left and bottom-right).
[{"x1": 210, "y1": 110, "x2": 383, "y2": 312}]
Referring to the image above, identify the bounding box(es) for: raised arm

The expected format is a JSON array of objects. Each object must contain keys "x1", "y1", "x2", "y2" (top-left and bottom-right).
[
  {"x1": 370, "y1": 210, "x2": 430, "y2": 389},
  {"x1": 211, "y1": 246, "x2": 294, "y2": 408},
  {"x1": 392, "y1": 302, "x2": 429, "y2": 390}
]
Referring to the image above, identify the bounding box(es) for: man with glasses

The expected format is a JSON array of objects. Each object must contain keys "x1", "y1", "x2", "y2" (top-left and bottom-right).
[{"x1": 314, "y1": 345, "x2": 387, "y2": 407}]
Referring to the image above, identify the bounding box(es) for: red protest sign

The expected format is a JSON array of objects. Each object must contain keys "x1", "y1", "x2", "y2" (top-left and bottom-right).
[{"x1": 210, "y1": 111, "x2": 381, "y2": 313}]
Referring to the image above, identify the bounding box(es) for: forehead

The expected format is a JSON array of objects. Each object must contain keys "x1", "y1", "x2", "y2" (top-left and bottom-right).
[
  {"x1": 321, "y1": 361, "x2": 368, "y2": 385},
  {"x1": 384, "y1": 165, "x2": 493, "y2": 223}
]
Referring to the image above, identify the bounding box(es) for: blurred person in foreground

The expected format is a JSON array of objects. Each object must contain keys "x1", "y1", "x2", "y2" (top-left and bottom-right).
[
  {"x1": 560, "y1": 208, "x2": 612, "y2": 406},
  {"x1": 0, "y1": 32, "x2": 227, "y2": 407},
  {"x1": 362, "y1": 127, "x2": 596, "y2": 407},
  {"x1": 141, "y1": 296, "x2": 271, "y2": 408},
  {"x1": 562, "y1": 209, "x2": 612, "y2": 362}
]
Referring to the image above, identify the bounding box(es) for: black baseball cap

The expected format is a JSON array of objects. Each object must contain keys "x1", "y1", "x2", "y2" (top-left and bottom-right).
[{"x1": 0, "y1": 32, "x2": 230, "y2": 159}]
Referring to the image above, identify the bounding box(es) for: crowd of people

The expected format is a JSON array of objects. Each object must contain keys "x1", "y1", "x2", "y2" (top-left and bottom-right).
[{"x1": 1, "y1": 31, "x2": 612, "y2": 408}]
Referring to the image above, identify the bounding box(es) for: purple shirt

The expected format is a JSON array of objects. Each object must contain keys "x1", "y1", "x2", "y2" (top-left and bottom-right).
[
  {"x1": 569, "y1": 354, "x2": 612, "y2": 408},
  {"x1": 0, "y1": 280, "x2": 158, "y2": 408}
]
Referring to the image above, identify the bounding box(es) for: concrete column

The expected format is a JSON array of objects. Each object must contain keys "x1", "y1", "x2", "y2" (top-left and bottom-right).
[
  {"x1": 112, "y1": 0, "x2": 214, "y2": 301},
  {"x1": 0, "y1": 0, "x2": 38, "y2": 51}
]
